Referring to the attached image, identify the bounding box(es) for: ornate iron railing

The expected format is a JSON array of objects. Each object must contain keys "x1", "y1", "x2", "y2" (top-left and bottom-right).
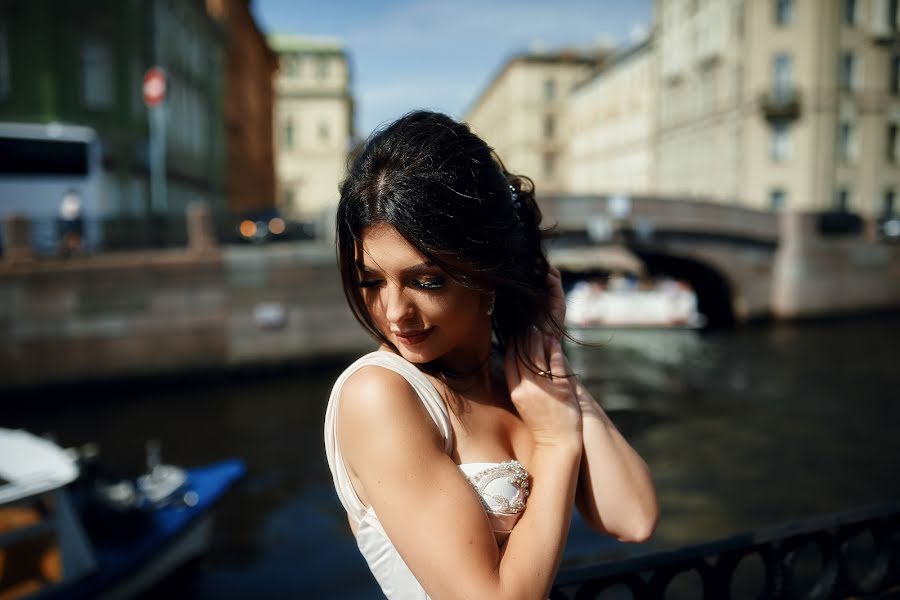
[{"x1": 551, "y1": 502, "x2": 900, "y2": 599}]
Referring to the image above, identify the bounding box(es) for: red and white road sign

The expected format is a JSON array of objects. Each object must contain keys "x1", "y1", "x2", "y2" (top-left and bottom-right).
[{"x1": 143, "y1": 67, "x2": 167, "y2": 108}]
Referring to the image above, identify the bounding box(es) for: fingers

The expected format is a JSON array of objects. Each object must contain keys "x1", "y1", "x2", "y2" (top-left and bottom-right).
[
  {"x1": 547, "y1": 336, "x2": 566, "y2": 378},
  {"x1": 547, "y1": 265, "x2": 561, "y2": 285}
]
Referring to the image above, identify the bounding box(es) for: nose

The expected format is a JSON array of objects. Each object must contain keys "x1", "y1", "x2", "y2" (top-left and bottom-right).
[{"x1": 383, "y1": 282, "x2": 414, "y2": 325}]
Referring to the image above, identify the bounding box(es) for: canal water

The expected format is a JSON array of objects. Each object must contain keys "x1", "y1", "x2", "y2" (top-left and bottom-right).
[{"x1": 6, "y1": 315, "x2": 900, "y2": 598}]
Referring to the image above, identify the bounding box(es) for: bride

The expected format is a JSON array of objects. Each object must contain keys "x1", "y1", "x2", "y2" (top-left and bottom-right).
[{"x1": 324, "y1": 111, "x2": 657, "y2": 599}]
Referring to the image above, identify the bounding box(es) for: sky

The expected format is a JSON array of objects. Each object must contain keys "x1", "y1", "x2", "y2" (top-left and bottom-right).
[{"x1": 252, "y1": 0, "x2": 654, "y2": 138}]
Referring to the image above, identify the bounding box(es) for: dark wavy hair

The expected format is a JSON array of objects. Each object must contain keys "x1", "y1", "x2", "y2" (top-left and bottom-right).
[{"x1": 336, "y1": 110, "x2": 561, "y2": 378}]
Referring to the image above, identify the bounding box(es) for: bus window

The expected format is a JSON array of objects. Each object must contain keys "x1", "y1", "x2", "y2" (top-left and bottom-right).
[{"x1": 0, "y1": 137, "x2": 90, "y2": 176}]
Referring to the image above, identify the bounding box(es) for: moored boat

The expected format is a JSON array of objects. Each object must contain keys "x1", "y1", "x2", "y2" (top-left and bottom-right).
[
  {"x1": 0, "y1": 428, "x2": 245, "y2": 599},
  {"x1": 565, "y1": 275, "x2": 706, "y2": 331}
]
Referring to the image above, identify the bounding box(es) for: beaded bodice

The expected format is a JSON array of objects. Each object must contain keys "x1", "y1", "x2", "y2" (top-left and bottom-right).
[
  {"x1": 462, "y1": 460, "x2": 530, "y2": 514},
  {"x1": 459, "y1": 460, "x2": 531, "y2": 545}
]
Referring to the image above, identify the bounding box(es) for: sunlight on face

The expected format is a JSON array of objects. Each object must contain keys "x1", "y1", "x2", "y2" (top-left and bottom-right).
[{"x1": 357, "y1": 223, "x2": 491, "y2": 367}]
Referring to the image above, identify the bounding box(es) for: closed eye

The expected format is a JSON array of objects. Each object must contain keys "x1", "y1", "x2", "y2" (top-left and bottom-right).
[{"x1": 412, "y1": 277, "x2": 445, "y2": 290}]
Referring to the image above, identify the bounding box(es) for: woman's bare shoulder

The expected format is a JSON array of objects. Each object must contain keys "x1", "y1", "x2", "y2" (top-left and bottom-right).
[{"x1": 337, "y1": 363, "x2": 444, "y2": 458}]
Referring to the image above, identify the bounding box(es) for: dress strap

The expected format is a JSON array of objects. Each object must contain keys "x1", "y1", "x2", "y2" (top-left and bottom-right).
[{"x1": 324, "y1": 351, "x2": 454, "y2": 524}]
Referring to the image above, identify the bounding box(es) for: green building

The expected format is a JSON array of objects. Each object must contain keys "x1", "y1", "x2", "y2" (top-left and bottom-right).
[{"x1": 0, "y1": 0, "x2": 227, "y2": 245}]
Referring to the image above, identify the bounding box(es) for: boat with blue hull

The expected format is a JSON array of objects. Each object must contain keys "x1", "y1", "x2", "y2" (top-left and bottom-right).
[{"x1": 0, "y1": 428, "x2": 245, "y2": 600}]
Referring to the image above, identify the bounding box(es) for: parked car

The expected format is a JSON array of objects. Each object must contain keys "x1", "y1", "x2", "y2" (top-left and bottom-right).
[{"x1": 233, "y1": 210, "x2": 316, "y2": 244}]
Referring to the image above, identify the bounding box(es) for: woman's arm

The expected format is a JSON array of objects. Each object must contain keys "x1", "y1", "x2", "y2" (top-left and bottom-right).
[
  {"x1": 543, "y1": 266, "x2": 659, "y2": 541},
  {"x1": 338, "y1": 333, "x2": 582, "y2": 600},
  {"x1": 573, "y1": 381, "x2": 659, "y2": 541}
]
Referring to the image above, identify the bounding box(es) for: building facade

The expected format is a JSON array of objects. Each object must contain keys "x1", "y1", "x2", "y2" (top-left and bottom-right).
[
  {"x1": 567, "y1": 39, "x2": 657, "y2": 196},
  {"x1": 206, "y1": 0, "x2": 278, "y2": 217},
  {"x1": 653, "y1": 0, "x2": 899, "y2": 216},
  {"x1": 0, "y1": 0, "x2": 227, "y2": 239},
  {"x1": 464, "y1": 51, "x2": 605, "y2": 197},
  {"x1": 269, "y1": 34, "x2": 353, "y2": 226}
]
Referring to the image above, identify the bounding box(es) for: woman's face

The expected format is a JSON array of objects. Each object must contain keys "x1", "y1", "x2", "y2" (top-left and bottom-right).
[{"x1": 356, "y1": 223, "x2": 492, "y2": 368}]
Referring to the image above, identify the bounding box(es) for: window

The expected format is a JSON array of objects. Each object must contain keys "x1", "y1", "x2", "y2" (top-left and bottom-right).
[
  {"x1": 130, "y1": 57, "x2": 143, "y2": 116},
  {"x1": 733, "y1": 65, "x2": 744, "y2": 103},
  {"x1": 772, "y1": 53, "x2": 792, "y2": 97},
  {"x1": 775, "y1": 0, "x2": 793, "y2": 25},
  {"x1": 892, "y1": 55, "x2": 900, "y2": 95},
  {"x1": 884, "y1": 188, "x2": 897, "y2": 217},
  {"x1": 81, "y1": 38, "x2": 114, "y2": 109},
  {"x1": 544, "y1": 78, "x2": 556, "y2": 101},
  {"x1": 769, "y1": 189, "x2": 787, "y2": 211},
  {"x1": 891, "y1": 0, "x2": 900, "y2": 30},
  {"x1": 838, "y1": 121, "x2": 856, "y2": 162},
  {"x1": 770, "y1": 122, "x2": 791, "y2": 161},
  {"x1": 835, "y1": 187, "x2": 851, "y2": 211},
  {"x1": 0, "y1": 21, "x2": 9, "y2": 99},
  {"x1": 544, "y1": 114, "x2": 555, "y2": 139},
  {"x1": 840, "y1": 52, "x2": 857, "y2": 91},
  {"x1": 543, "y1": 152, "x2": 556, "y2": 177},
  {"x1": 844, "y1": 0, "x2": 858, "y2": 25},
  {"x1": 282, "y1": 188, "x2": 295, "y2": 209},
  {"x1": 284, "y1": 54, "x2": 299, "y2": 77},
  {"x1": 888, "y1": 123, "x2": 898, "y2": 163},
  {"x1": 283, "y1": 118, "x2": 294, "y2": 149},
  {"x1": 316, "y1": 57, "x2": 329, "y2": 80}
]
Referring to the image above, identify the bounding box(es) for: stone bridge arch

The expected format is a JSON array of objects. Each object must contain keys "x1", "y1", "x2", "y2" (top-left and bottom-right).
[
  {"x1": 627, "y1": 248, "x2": 736, "y2": 329},
  {"x1": 627, "y1": 239, "x2": 777, "y2": 328}
]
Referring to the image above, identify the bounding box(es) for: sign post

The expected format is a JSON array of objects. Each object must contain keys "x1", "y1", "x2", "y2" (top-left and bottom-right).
[{"x1": 143, "y1": 67, "x2": 168, "y2": 216}]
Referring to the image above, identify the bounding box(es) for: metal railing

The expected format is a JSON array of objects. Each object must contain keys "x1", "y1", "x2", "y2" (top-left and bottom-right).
[{"x1": 551, "y1": 502, "x2": 900, "y2": 599}]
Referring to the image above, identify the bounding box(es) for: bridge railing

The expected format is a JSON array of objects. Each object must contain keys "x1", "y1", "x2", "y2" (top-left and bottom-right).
[
  {"x1": 540, "y1": 195, "x2": 781, "y2": 245},
  {"x1": 551, "y1": 502, "x2": 900, "y2": 599}
]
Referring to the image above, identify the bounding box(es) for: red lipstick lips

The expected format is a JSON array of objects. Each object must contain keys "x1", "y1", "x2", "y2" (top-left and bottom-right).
[{"x1": 393, "y1": 329, "x2": 432, "y2": 346}]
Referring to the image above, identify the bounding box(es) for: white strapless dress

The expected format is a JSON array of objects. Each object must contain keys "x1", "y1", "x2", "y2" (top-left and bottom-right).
[{"x1": 324, "y1": 351, "x2": 531, "y2": 599}]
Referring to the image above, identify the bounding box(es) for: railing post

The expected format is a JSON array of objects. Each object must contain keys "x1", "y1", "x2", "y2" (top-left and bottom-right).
[
  {"x1": 2, "y1": 215, "x2": 34, "y2": 263},
  {"x1": 186, "y1": 202, "x2": 217, "y2": 254}
]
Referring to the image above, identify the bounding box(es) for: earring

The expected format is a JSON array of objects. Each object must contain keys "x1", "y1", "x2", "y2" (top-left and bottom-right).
[{"x1": 487, "y1": 294, "x2": 495, "y2": 316}]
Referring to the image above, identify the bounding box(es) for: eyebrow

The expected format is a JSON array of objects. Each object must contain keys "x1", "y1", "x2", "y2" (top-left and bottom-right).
[{"x1": 356, "y1": 259, "x2": 435, "y2": 275}]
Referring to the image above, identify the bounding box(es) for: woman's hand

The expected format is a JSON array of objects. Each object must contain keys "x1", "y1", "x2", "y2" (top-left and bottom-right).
[
  {"x1": 543, "y1": 265, "x2": 566, "y2": 337},
  {"x1": 504, "y1": 328, "x2": 581, "y2": 447}
]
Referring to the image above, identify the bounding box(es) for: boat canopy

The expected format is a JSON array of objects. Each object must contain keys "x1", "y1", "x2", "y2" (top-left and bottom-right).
[{"x1": 0, "y1": 428, "x2": 79, "y2": 503}]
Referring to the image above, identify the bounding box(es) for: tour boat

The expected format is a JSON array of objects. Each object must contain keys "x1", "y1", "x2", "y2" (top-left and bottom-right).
[
  {"x1": 0, "y1": 427, "x2": 245, "y2": 599},
  {"x1": 565, "y1": 276, "x2": 706, "y2": 330}
]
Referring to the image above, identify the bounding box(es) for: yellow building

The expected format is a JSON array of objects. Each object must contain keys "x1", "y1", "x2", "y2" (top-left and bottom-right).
[
  {"x1": 653, "y1": 0, "x2": 899, "y2": 216},
  {"x1": 567, "y1": 39, "x2": 657, "y2": 196},
  {"x1": 269, "y1": 34, "x2": 353, "y2": 226},
  {"x1": 464, "y1": 50, "x2": 605, "y2": 197}
]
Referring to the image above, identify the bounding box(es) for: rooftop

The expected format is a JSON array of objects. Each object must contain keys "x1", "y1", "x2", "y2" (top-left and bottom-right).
[{"x1": 267, "y1": 34, "x2": 346, "y2": 55}]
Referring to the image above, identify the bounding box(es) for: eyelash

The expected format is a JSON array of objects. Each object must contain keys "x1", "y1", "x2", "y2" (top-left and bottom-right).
[{"x1": 357, "y1": 277, "x2": 446, "y2": 291}]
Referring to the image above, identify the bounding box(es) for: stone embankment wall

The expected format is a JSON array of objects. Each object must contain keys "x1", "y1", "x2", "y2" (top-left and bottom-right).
[
  {"x1": 0, "y1": 242, "x2": 372, "y2": 389},
  {"x1": 2, "y1": 208, "x2": 899, "y2": 388},
  {"x1": 772, "y1": 213, "x2": 900, "y2": 318}
]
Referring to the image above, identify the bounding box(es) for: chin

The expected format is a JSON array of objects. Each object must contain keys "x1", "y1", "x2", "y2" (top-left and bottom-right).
[{"x1": 394, "y1": 344, "x2": 438, "y2": 364}]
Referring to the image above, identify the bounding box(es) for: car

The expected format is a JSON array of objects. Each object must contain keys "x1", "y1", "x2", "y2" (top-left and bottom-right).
[{"x1": 233, "y1": 210, "x2": 316, "y2": 244}]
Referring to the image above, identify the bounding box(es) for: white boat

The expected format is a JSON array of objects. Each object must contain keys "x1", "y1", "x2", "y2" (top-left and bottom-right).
[
  {"x1": 0, "y1": 428, "x2": 244, "y2": 599},
  {"x1": 565, "y1": 276, "x2": 706, "y2": 330}
]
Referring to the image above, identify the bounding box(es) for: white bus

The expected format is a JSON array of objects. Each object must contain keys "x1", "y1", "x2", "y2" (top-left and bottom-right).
[{"x1": 0, "y1": 121, "x2": 104, "y2": 255}]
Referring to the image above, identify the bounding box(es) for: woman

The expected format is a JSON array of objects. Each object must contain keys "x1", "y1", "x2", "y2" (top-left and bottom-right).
[{"x1": 324, "y1": 111, "x2": 657, "y2": 599}]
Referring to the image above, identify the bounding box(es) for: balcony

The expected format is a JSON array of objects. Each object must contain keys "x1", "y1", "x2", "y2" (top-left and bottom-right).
[
  {"x1": 870, "y1": 23, "x2": 899, "y2": 43},
  {"x1": 758, "y1": 87, "x2": 802, "y2": 122}
]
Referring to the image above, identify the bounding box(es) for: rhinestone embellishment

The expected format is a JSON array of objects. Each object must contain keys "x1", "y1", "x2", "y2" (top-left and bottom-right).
[{"x1": 466, "y1": 460, "x2": 531, "y2": 515}]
